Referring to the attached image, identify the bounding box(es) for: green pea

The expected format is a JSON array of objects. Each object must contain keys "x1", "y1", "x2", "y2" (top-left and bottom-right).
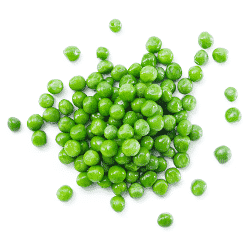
[
  {"x1": 147, "y1": 115, "x2": 164, "y2": 132},
  {"x1": 98, "y1": 175, "x2": 112, "y2": 188},
  {"x1": 128, "y1": 63, "x2": 142, "y2": 78},
  {"x1": 91, "y1": 113, "x2": 105, "y2": 122},
  {"x1": 161, "y1": 86, "x2": 172, "y2": 102},
  {"x1": 108, "y1": 117, "x2": 122, "y2": 128},
  {"x1": 102, "y1": 156, "x2": 115, "y2": 166},
  {"x1": 109, "y1": 104, "x2": 125, "y2": 120},
  {"x1": 123, "y1": 111, "x2": 138, "y2": 126},
  {"x1": 128, "y1": 183, "x2": 144, "y2": 198},
  {"x1": 117, "y1": 124, "x2": 134, "y2": 140},
  {"x1": 161, "y1": 79, "x2": 176, "y2": 93},
  {"x1": 157, "y1": 213, "x2": 173, "y2": 227},
  {"x1": 77, "y1": 172, "x2": 92, "y2": 187},
  {"x1": 119, "y1": 74, "x2": 137, "y2": 87},
  {"x1": 153, "y1": 179, "x2": 168, "y2": 196},
  {"x1": 83, "y1": 150, "x2": 100, "y2": 166},
  {"x1": 64, "y1": 140, "x2": 81, "y2": 157},
  {"x1": 112, "y1": 182, "x2": 127, "y2": 195},
  {"x1": 198, "y1": 31, "x2": 214, "y2": 49},
  {"x1": 74, "y1": 109, "x2": 89, "y2": 125},
  {"x1": 58, "y1": 99, "x2": 73, "y2": 115},
  {"x1": 191, "y1": 179, "x2": 207, "y2": 196},
  {"x1": 140, "y1": 136, "x2": 154, "y2": 151},
  {"x1": 165, "y1": 168, "x2": 181, "y2": 184},
  {"x1": 111, "y1": 87, "x2": 119, "y2": 101},
  {"x1": 148, "y1": 129, "x2": 158, "y2": 137},
  {"x1": 115, "y1": 147, "x2": 131, "y2": 165},
  {"x1": 188, "y1": 66, "x2": 203, "y2": 82},
  {"x1": 105, "y1": 77, "x2": 114, "y2": 86},
  {"x1": 90, "y1": 118, "x2": 106, "y2": 136},
  {"x1": 97, "y1": 60, "x2": 114, "y2": 74},
  {"x1": 135, "y1": 83, "x2": 147, "y2": 97},
  {"x1": 212, "y1": 48, "x2": 228, "y2": 63},
  {"x1": 140, "y1": 171, "x2": 157, "y2": 187},
  {"x1": 104, "y1": 125, "x2": 118, "y2": 140},
  {"x1": 100, "y1": 140, "x2": 118, "y2": 157},
  {"x1": 111, "y1": 65, "x2": 127, "y2": 81},
  {"x1": 166, "y1": 63, "x2": 182, "y2": 81},
  {"x1": 189, "y1": 125, "x2": 203, "y2": 141},
  {"x1": 224, "y1": 87, "x2": 238, "y2": 102},
  {"x1": 178, "y1": 78, "x2": 193, "y2": 94},
  {"x1": 146, "y1": 36, "x2": 162, "y2": 53},
  {"x1": 154, "y1": 135, "x2": 171, "y2": 153},
  {"x1": 86, "y1": 124, "x2": 95, "y2": 139},
  {"x1": 80, "y1": 141, "x2": 89, "y2": 155},
  {"x1": 31, "y1": 130, "x2": 47, "y2": 147},
  {"x1": 63, "y1": 46, "x2": 80, "y2": 61},
  {"x1": 182, "y1": 95, "x2": 196, "y2": 111},
  {"x1": 56, "y1": 132, "x2": 71, "y2": 147},
  {"x1": 146, "y1": 155, "x2": 159, "y2": 171},
  {"x1": 141, "y1": 100, "x2": 158, "y2": 117},
  {"x1": 119, "y1": 83, "x2": 136, "y2": 102},
  {"x1": 177, "y1": 120, "x2": 192, "y2": 136},
  {"x1": 98, "y1": 98, "x2": 113, "y2": 117},
  {"x1": 162, "y1": 147, "x2": 176, "y2": 158},
  {"x1": 126, "y1": 171, "x2": 139, "y2": 183},
  {"x1": 109, "y1": 19, "x2": 122, "y2": 33},
  {"x1": 174, "y1": 135, "x2": 190, "y2": 152},
  {"x1": 70, "y1": 124, "x2": 86, "y2": 141},
  {"x1": 131, "y1": 98, "x2": 146, "y2": 113},
  {"x1": 114, "y1": 97, "x2": 129, "y2": 109},
  {"x1": 27, "y1": 114, "x2": 44, "y2": 131},
  {"x1": 83, "y1": 96, "x2": 98, "y2": 114},
  {"x1": 173, "y1": 110, "x2": 188, "y2": 124},
  {"x1": 167, "y1": 97, "x2": 182, "y2": 113},
  {"x1": 140, "y1": 66, "x2": 157, "y2": 83},
  {"x1": 56, "y1": 185, "x2": 73, "y2": 202},
  {"x1": 90, "y1": 136, "x2": 105, "y2": 152},
  {"x1": 144, "y1": 84, "x2": 162, "y2": 101},
  {"x1": 74, "y1": 155, "x2": 88, "y2": 172},
  {"x1": 108, "y1": 166, "x2": 126, "y2": 184},
  {"x1": 39, "y1": 93, "x2": 54, "y2": 108},
  {"x1": 173, "y1": 153, "x2": 190, "y2": 168},
  {"x1": 43, "y1": 107, "x2": 60, "y2": 123},
  {"x1": 122, "y1": 139, "x2": 140, "y2": 156},
  {"x1": 125, "y1": 162, "x2": 140, "y2": 172},
  {"x1": 158, "y1": 48, "x2": 173, "y2": 65},
  {"x1": 214, "y1": 145, "x2": 231, "y2": 164},
  {"x1": 58, "y1": 148, "x2": 75, "y2": 164},
  {"x1": 110, "y1": 195, "x2": 125, "y2": 212},
  {"x1": 86, "y1": 72, "x2": 103, "y2": 89},
  {"x1": 141, "y1": 53, "x2": 157, "y2": 67},
  {"x1": 96, "y1": 47, "x2": 109, "y2": 60},
  {"x1": 225, "y1": 107, "x2": 241, "y2": 123},
  {"x1": 155, "y1": 67, "x2": 165, "y2": 82},
  {"x1": 163, "y1": 115, "x2": 176, "y2": 131},
  {"x1": 58, "y1": 117, "x2": 75, "y2": 133},
  {"x1": 69, "y1": 76, "x2": 86, "y2": 91},
  {"x1": 133, "y1": 147, "x2": 150, "y2": 167},
  {"x1": 87, "y1": 165, "x2": 104, "y2": 182},
  {"x1": 72, "y1": 91, "x2": 86, "y2": 109},
  {"x1": 47, "y1": 79, "x2": 63, "y2": 94},
  {"x1": 134, "y1": 119, "x2": 150, "y2": 137},
  {"x1": 194, "y1": 50, "x2": 208, "y2": 66}
]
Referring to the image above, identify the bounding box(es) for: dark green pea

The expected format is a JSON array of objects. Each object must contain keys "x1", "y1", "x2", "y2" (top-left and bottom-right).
[
  {"x1": 155, "y1": 105, "x2": 163, "y2": 116},
  {"x1": 72, "y1": 91, "x2": 86, "y2": 109},
  {"x1": 74, "y1": 155, "x2": 88, "y2": 172},
  {"x1": 69, "y1": 76, "x2": 86, "y2": 91},
  {"x1": 126, "y1": 171, "x2": 139, "y2": 183},
  {"x1": 167, "y1": 97, "x2": 182, "y2": 113},
  {"x1": 173, "y1": 110, "x2": 188, "y2": 124},
  {"x1": 119, "y1": 74, "x2": 137, "y2": 87},
  {"x1": 109, "y1": 19, "x2": 122, "y2": 33},
  {"x1": 115, "y1": 147, "x2": 131, "y2": 165},
  {"x1": 102, "y1": 156, "x2": 115, "y2": 165},
  {"x1": 158, "y1": 48, "x2": 174, "y2": 65},
  {"x1": 97, "y1": 60, "x2": 113, "y2": 74},
  {"x1": 56, "y1": 185, "x2": 73, "y2": 202},
  {"x1": 166, "y1": 63, "x2": 182, "y2": 81},
  {"x1": 122, "y1": 139, "x2": 140, "y2": 157},
  {"x1": 188, "y1": 66, "x2": 203, "y2": 82},
  {"x1": 111, "y1": 65, "x2": 127, "y2": 81},
  {"x1": 128, "y1": 63, "x2": 142, "y2": 78},
  {"x1": 114, "y1": 96, "x2": 129, "y2": 109},
  {"x1": 56, "y1": 132, "x2": 71, "y2": 147},
  {"x1": 87, "y1": 165, "x2": 104, "y2": 182},
  {"x1": 163, "y1": 115, "x2": 176, "y2": 131},
  {"x1": 153, "y1": 179, "x2": 168, "y2": 196},
  {"x1": 145, "y1": 84, "x2": 162, "y2": 101},
  {"x1": 214, "y1": 145, "x2": 231, "y2": 164},
  {"x1": 96, "y1": 47, "x2": 109, "y2": 60},
  {"x1": 146, "y1": 36, "x2": 162, "y2": 53},
  {"x1": 162, "y1": 147, "x2": 176, "y2": 159},
  {"x1": 108, "y1": 117, "x2": 122, "y2": 128},
  {"x1": 100, "y1": 140, "x2": 118, "y2": 157},
  {"x1": 80, "y1": 141, "x2": 89, "y2": 155},
  {"x1": 123, "y1": 111, "x2": 138, "y2": 126},
  {"x1": 83, "y1": 149, "x2": 100, "y2": 166},
  {"x1": 178, "y1": 78, "x2": 193, "y2": 94},
  {"x1": 165, "y1": 129, "x2": 176, "y2": 141},
  {"x1": 86, "y1": 124, "x2": 94, "y2": 139},
  {"x1": 140, "y1": 171, "x2": 157, "y2": 187},
  {"x1": 129, "y1": 183, "x2": 144, "y2": 198},
  {"x1": 154, "y1": 135, "x2": 171, "y2": 153},
  {"x1": 161, "y1": 79, "x2": 176, "y2": 93},
  {"x1": 112, "y1": 182, "x2": 127, "y2": 195},
  {"x1": 59, "y1": 99, "x2": 73, "y2": 115},
  {"x1": 140, "y1": 66, "x2": 157, "y2": 83},
  {"x1": 189, "y1": 125, "x2": 203, "y2": 141},
  {"x1": 194, "y1": 50, "x2": 208, "y2": 66},
  {"x1": 131, "y1": 98, "x2": 146, "y2": 113},
  {"x1": 147, "y1": 115, "x2": 164, "y2": 132},
  {"x1": 98, "y1": 98, "x2": 113, "y2": 117},
  {"x1": 58, "y1": 117, "x2": 75, "y2": 133},
  {"x1": 125, "y1": 162, "x2": 140, "y2": 171},
  {"x1": 157, "y1": 213, "x2": 173, "y2": 227},
  {"x1": 31, "y1": 130, "x2": 47, "y2": 147},
  {"x1": 63, "y1": 46, "x2": 80, "y2": 61},
  {"x1": 141, "y1": 136, "x2": 154, "y2": 151},
  {"x1": 104, "y1": 125, "x2": 118, "y2": 140},
  {"x1": 101, "y1": 162, "x2": 110, "y2": 173},
  {"x1": 141, "y1": 52, "x2": 157, "y2": 67},
  {"x1": 27, "y1": 114, "x2": 44, "y2": 131},
  {"x1": 109, "y1": 104, "x2": 125, "y2": 120},
  {"x1": 182, "y1": 95, "x2": 196, "y2": 111},
  {"x1": 224, "y1": 87, "x2": 238, "y2": 102},
  {"x1": 173, "y1": 153, "x2": 190, "y2": 168},
  {"x1": 74, "y1": 109, "x2": 89, "y2": 125},
  {"x1": 148, "y1": 129, "x2": 158, "y2": 137},
  {"x1": 191, "y1": 179, "x2": 207, "y2": 197},
  {"x1": 108, "y1": 166, "x2": 126, "y2": 184},
  {"x1": 98, "y1": 175, "x2": 112, "y2": 188},
  {"x1": 43, "y1": 107, "x2": 60, "y2": 123},
  {"x1": 141, "y1": 100, "x2": 158, "y2": 117},
  {"x1": 83, "y1": 96, "x2": 98, "y2": 114},
  {"x1": 64, "y1": 140, "x2": 81, "y2": 157},
  {"x1": 133, "y1": 147, "x2": 150, "y2": 167},
  {"x1": 77, "y1": 172, "x2": 92, "y2": 187},
  {"x1": 86, "y1": 72, "x2": 103, "y2": 89},
  {"x1": 146, "y1": 155, "x2": 159, "y2": 171},
  {"x1": 39, "y1": 93, "x2": 54, "y2": 108},
  {"x1": 134, "y1": 119, "x2": 150, "y2": 136},
  {"x1": 165, "y1": 168, "x2": 181, "y2": 184},
  {"x1": 198, "y1": 31, "x2": 214, "y2": 49},
  {"x1": 111, "y1": 87, "x2": 119, "y2": 101},
  {"x1": 174, "y1": 135, "x2": 190, "y2": 152},
  {"x1": 156, "y1": 157, "x2": 167, "y2": 172},
  {"x1": 119, "y1": 83, "x2": 136, "y2": 102},
  {"x1": 161, "y1": 86, "x2": 172, "y2": 102},
  {"x1": 177, "y1": 120, "x2": 192, "y2": 136},
  {"x1": 225, "y1": 107, "x2": 241, "y2": 123},
  {"x1": 135, "y1": 83, "x2": 147, "y2": 97},
  {"x1": 105, "y1": 77, "x2": 114, "y2": 86},
  {"x1": 94, "y1": 93, "x2": 102, "y2": 102},
  {"x1": 58, "y1": 148, "x2": 75, "y2": 164},
  {"x1": 47, "y1": 79, "x2": 63, "y2": 94},
  {"x1": 90, "y1": 118, "x2": 106, "y2": 136},
  {"x1": 212, "y1": 48, "x2": 228, "y2": 63}
]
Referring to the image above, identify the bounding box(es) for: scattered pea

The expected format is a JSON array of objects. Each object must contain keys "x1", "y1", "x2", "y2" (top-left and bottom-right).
[
  {"x1": 191, "y1": 179, "x2": 207, "y2": 196},
  {"x1": 224, "y1": 87, "x2": 238, "y2": 102},
  {"x1": 8, "y1": 117, "x2": 21, "y2": 132},
  {"x1": 157, "y1": 213, "x2": 173, "y2": 227},
  {"x1": 225, "y1": 107, "x2": 241, "y2": 123},
  {"x1": 56, "y1": 185, "x2": 73, "y2": 201},
  {"x1": 214, "y1": 145, "x2": 231, "y2": 164}
]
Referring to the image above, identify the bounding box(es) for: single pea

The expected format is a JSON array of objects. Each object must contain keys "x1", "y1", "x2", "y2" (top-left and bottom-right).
[
  {"x1": 135, "y1": 83, "x2": 147, "y2": 97},
  {"x1": 188, "y1": 66, "x2": 203, "y2": 82},
  {"x1": 86, "y1": 124, "x2": 94, "y2": 139},
  {"x1": 58, "y1": 148, "x2": 75, "y2": 164},
  {"x1": 155, "y1": 157, "x2": 167, "y2": 172},
  {"x1": 161, "y1": 79, "x2": 176, "y2": 93},
  {"x1": 214, "y1": 145, "x2": 231, "y2": 164},
  {"x1": 153, "y1": 179, "x2": 168, "y2": 196},
  {"x1": 86, "y1": 72, "x2": 103, "y2": 89},
  {"x1": 117, "y1": 124, "x2": 134, "y2": 140},
  {"x1": 64, "y1": 140, "x2": 81, "y2": 157},
  {"x1": 97, "y1": 60, "x2": 114, "y2": 74},
  {"x1": 63, "y1": 46, "x2": 80, "y2": 61},
  {"x1": 189, "y1": 125, "x2": 203, "y2": 141},
  {"x1": 198, "y1": 31, "x2": 214, "y2": 49},
  {"x1": 141, "y1": 53, "x2": 157, "y2": 67},
  {"x1": 212, "y1": 48, "x2": 228, "y2": 63},
  {"x1": 167, "y1": 97, "x2": 182, "y2": 113},
  {"x1": 98, "y1": 98, "x2": 113, "y2": 117},
  {"x1": 122, "y1": 139, "x2": 140, "y2": 156},
  {"x1": 58, "y1": 117, "x2": 75, "y2": 133},
  {"x1": 39, "y1": 93, "x2": 54, "y2": 108},
  {"x1": 128, "y1": 63, "x2": 142, "y2": 78},
  {"x1": 158, "y1": 48, "x2": 173, "y2": 65},
  {"x1": 104, "y1": 125, "x2": 118, "y2": 140},
  {"x1": 182, "y1": 95, "x2": 196, "y2": 111},
  {"x1": 191, "y1": 179, "x2": 207, "y2": 196},
  {"x1": 119, "y1": 74, "x2": 137, "y2": 87},
  {"x1": 58, "y1": 99, "x2": 73, "y2": 115},
  {"x1": 83, "y1": 150, "x2": 100, "y2": 166},
  {"x1": 140, "y1": 171, "x2": 157, "y2": 187},
  {"x1": 105, "y1": 77, "x2": 114, "y2": 86},
  {"x1": 94, "y1": 92, "x2": 103, "y2": 103},
  {"x1": 47, "y1": 79, "x2": 63, "y2": 94},
  {"x1": 108, "y1": 117, "x2": 122, "y2": 128},
  {"x1": 115, "y1": 147, "x2": 131, "y2": 165},
  {"x1": 111, "y1": 65, "x2": 127, "y2": 81},
  {"x1": 100, "y1": 140, "x2": 118, "y2": 157},
  {"x1": 126, "y1": 171, "x2": 139, "y2": 183},
  {"x1": 133, "y1": 147, "x2": 150, "y2": 167},
  {"x1": 77, "y1": 172, "x2": 93, "y2": 187},
  {"x1": 27, "y1": 114, "x2": 44, "y2": 131},
  {"x1": 123, "y1": 111, "x2": 138, "y2": 126},
  {"x1": 109, "y1": 104, "x2": 125, "y2": 120},
  {"x1": 148, "y1": 129, "x2": 158, "y2": 137},
  {"x1": 112, "y1": 182, "x2": 127, "y2": 195},
  {"x1": 74, "y1": 109, "x2": 89, "y2": 125},
  {"x1": 147, "y1": 115, "x2": 164, "y2": 132},
  {"x1": 119, "y1": 83, "x2": 136, "y2": 102},
  {"x1": 140, "y1": 66, "x2": 157, "y2": 83},
  {"x1": 140, "y1": 136, "x2": 154, "y2": 151},
  {"x1": 56, "y1": 185, "x2": 73, "y2": 202},
  {"x1": 110, "y1": 195, "x2": 125, "y2": 212},
  {"x1": 91, "y1": 113, "x2": 105, "y2": 122},
  {"x1": 194, "y1": 50, "x2": 208, "y2": 66},
  {"x1": 114, "y1": 96, "x2": 129, "y2": 109},
  {"x1": 131, "y1": 98, "x2": 146, "y2": 113},
  {"x1": 56, "y1": 132, "x2": 71, "y2": 147},
  {"x1": 224, "y1": 87, "x2": 238, "y2": 102},
  {"x1": 72, "y1": 91, "x2": 86, "y2": 109},
  {"x1": 144, "y1": 84, "x2": 162, "y2": 101},
  {"x1": 90, "y1": 136, "x2": 105, "y2": 152},
  {"x1": 177, "y1": 120, "x2": 192, "y2": 136},
  {"x1": 134, "y1": 119, "x2": 150, "y2": 137},
  {"x1": 146, "y1": 155, "x2": 159, "y2": 171},
  {"x1": 141, "y1": 100, "x2": 158, "y2": 117},
  {"x1": 80, "y1": 141, "x2": 89, "y2": 155},
  {"x1": 31, "y1": 130, "x2": 46, "y2": 147},
  {"x1": 174, "y1": 110, "x2": 188, "y2": 124},
  {"x1": 174, "y1": 135, "x2": 190, "y2": 152},
  {"x1": 43, "y1": 107, "x2": 60, "y2": 123},
  {"x1": 162, "y1": 147, "x2": 176, "y2": 159},
  {"x1": 69, "y1": 76, "x2": 86, "y2": 91},
  {"x1": 165, "y1": 168, "x2": 181, "y2": 184},
  {"x1": 87, "y1": 165, "x2": 104, "y2": 182},
  {"x1": 225, "y1": 107, "x2": 241, "y2": 123},
  {"x1": 83, "y1": 96, "x2": 98, "y2": 114},
  {"x1": 161, "y1": 86, "x2": 172, "y2": 102},
  {"x1": 74, "y1": 155, "x2": 89, "y2": 172},
  {"x1": 154, "y1": 135, "x2": 171, "y2": 153},
  {"x1": 96, "y1": 47, "x2": 109, "y2": 60},
  {"x1": 129, "y1": 183, "x2": 144, "y2": 198},
  {"x1": 109, "y1": 19, "x2": 122, "y2": 32},
  {"x1": 173, "y1": 153, "x2": 190, "y2": 168},
  {"x1": 125, "y1": 162, "x2": 140, "y2": 172},
  {"x1": 70, "y1": 124, "x2": 86, "y2": 141},
  {"x1": 163, "y1": 115, "x2": 176, "y2": 131},
  {"x1": 157, "y1": 213, "x2": 173, "y2": 227},
  {"x1": 108, "y1": 166, "x2": 126, "y2": 184},
  {"x1": 146, "y1": 36, "x2": 162, "y2": 53},
  {"x1": 111, "y1": 87, "x2": 119, "y2": 102},
  {"x1": 178, "y1": 78, "x2": 193, "y2": 94},
  {"x1": 155, "y1": 67, "x2": 165, "y2": 82},
  {"x1": 90, "y1": 118, "x2": 106, "y2": 136},
  {"x1": 166, "y1": 63, "x2": 182, "y2": 81}
]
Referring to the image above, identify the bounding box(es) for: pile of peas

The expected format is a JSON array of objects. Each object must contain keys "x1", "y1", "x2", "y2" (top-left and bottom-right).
[{"x1": 8, "y1": 22, "x2": 240, "y2": 228}]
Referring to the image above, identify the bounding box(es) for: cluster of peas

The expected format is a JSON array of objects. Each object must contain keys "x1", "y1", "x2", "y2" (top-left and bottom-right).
[{"x1": 7, "y1": 20, "x2": 239, "y2": 228}]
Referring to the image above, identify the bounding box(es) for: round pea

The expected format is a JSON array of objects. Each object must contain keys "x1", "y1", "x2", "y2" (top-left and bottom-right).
[
  {"x1": 188, "y1": 66, "x2": 203, "y2": 82},
  {"x1": 64, "y1": 140, "x2": 81, "y2": 157},
  {"x1": 27, "y1": 114, "x2": 44, "y2": 131},
  {"x1": 167, "y1": 97, "x2": 182, "y2": 113},
  {"x1": 182, "y1": 95, "x2": 196, "y2": 111},
  {"x1": 225, "y1": 107, "x2": 241, "y2": 123},
  {"x1": 147, "y1": 115, "x2": 164, "y2": 132},
  {"x1": 83, "y1": 96, "x2": 98, "y2": 114},
  {"x1": 163, "y1": 115, "x2": 176, "y2": 131},
  {"x1": 189, "y1": 125, "x2": 203, "y2": 141},
  {"x1": 166, "y1": 63, "x2": 182, "y2": 81},
  {"x1": 58, "y1": 99, "x2": 73, "y2": 115},
  {"x1": 98, "y1": 98, "x2": 113, "y2": 117},
  {"x1": 8, "y1": 117, "x2": 21, "y2": 132},
  {"x1": 174, "y1": 135, "x2": 190, "y2": 152},
  {"x1": 224, "y1": 87, "x2": 238, "y2": 102},
  {"x1": 178, "y1": 78, "x2": 193, "y2": 94},
  {"x1": 191, "y1": 179, "x2": 207, "y2": 196},
  {"x1": 134, "y1": 119, "x2": 150, "y2": 136},
  {"x1": 198, "y1": 31, "x2": 214, "y2": 49},
  {"x1": 86, "y1": 72, "x2": 103, "y2": 89},
  {"x1": 128, "y1": 63, "x2": 142, "y2": 78},
  {"x1": 158, "y1": 48, "x2": 173, "y2": 65},
  {"x1": 110, "y1": 195, "x2": 125, "y2": 212},
  {"x1": 140, "y1": 171, "x2": 157, "y2": 188},
  {"x1": 109, "y1": 19, "x2": 122, "y2": 33},
  {"x1": 146, "y1": 36, "x2": 162, "y2": 53},
  {"x1": 76, "y1": 172, "x2": 92, "y2": 187},
  {"x1": 74, "y1": 109, "x2": 89, "y2": 125},
  {"x1": 72, "y1": 91, "x2": 86, "y2": 109},
  {"x1": 39, "y1": 93, "x2": 54, "y2": 108},
  {"x1": 157, "y1": 213, "x2": 173, "y2": 227},
  {"x1": 58, "y1": 117, "x2": 75, "y2": 133},
  {"x1": 194, "y1": 50, "x2": 208, "y2": 66},
  {"x1": 126, "y1": 171, "x2": 139, "y2": 183},
  {"x1": 83, "y1": 150, "x2": 100, "y2": 166},
  {"x1": 97, "y1": 60, "x2": 113, "y2": 74},
  {"x1": 154, "y1": 135, "x2": 171, "y2": 153},
  {"x1": 117, "y1": 124, "x2": 134, "y2": 139},
  {"x1": 161, "y1": 79, "x2": 176, "y2": 93},
  {"x1": 141, "y1": 53, "x2": 157, "y2": 67},
  {"x1": 146, "y1": 155, "x2": 159, "y2": 171},
  {"x1": 165, "y1": 168, "x2": 181, "y2": 184},
  {"x1": 140, "y1": 136, "x2": 154, "y2": 151},
  {"x1": 119, "y1": 83, "x2": 136, "y2": 102},
  {"x1": 174, "y1": 110, "x2": 188, "y2": 124},
  {"x1": 74, "y1": 155, "x2": 88, "y2": 172},
  {"x1": 155, "y1": 157, "x2": 167, "y2": 172},
  {"x1": 135, "y1": 83, "x2": 147, "y2": 97},
  {"x1": 161, "y1": 86, "x2": 172, "y2": 102},
  {"x1": 141, "y1": 100, "x2": 158, "y2": 117},
  {"x1": 177, "y1": 120, "x2": 192, "y2": 136},
  {"x1": 119, "y1": 74, "x2": 137, "y2": 87},
  {"x1": 111, "y1": 65, "x2": 127, "y2": 81},
  {"x1": 43, "y1": 107, "x2": 60, "y2": 123},
  {"x1": 162, "y1": 147, "x2": 176, "y2": 159},
  {"x1": 122, "y1": 139, "x2": 140, "y2": 156},
  {"x1": 140, "y1": 66, "x2": 157, "y2": 83},
  {"x1": 123, "y1": 111, "x2": 138, "y2": 126},
  {"x1": 96, "y1": 47, "x2": 109, "y2": 60},
  {"x1": 108, "y1": 166, "x2": 126, "y2": 184},
  {"x1": 56, "y1": 185, "x2": 73, "y2": 202},
  {"x1": 173, "y1": 153, "x2": 190, "y2": 168},
  {"x1": 133, "y1": 147, "x2": 150, "y2": 167},
  {"x1": 47, "y1": 79, "x2": 63, "y2": 94},
  {"x1": 214, "y1": 145, "x2": 231, "y2": 164},
  {"x1": 104, "y1": 125, "x2": 118, "y2": 140},
  {"x1": 153, "y1": 179, "x2": 168, "y2": 196},
  {"x1": 87, "y1": 165, "x2": 104, "y2": 182},
  {"x1": 56, "y1": 132, "x2": 71, "y2": 147},
  {"x1": 58, "y1": 149, "x2": 75, "y2": 164},
  {"x1": 155, "y1": 67, "x2": 165, "y2": 82},
  {"x1": 112, "y1": 182, "x2": 127, "y2": 195},
  {"x1": 115, "y1": 147, "x2": 131, "y2": 165},
  {"x1": 128, "y1": 183, "x2": 144, "y2": 198},
  {"x1": 100, "y1": 140, "x2": 118, "y2": 157},
  {"x1": 31, "y1": 130, "x2": 47, "y2": 147},
  {"x1": 145, "y1": 84, "x2": 162, "y2": 101},
  {"x1": 69, "y1": 76, "x2": 86, "y2": 91},
  {"x1": 109, "y1": 104, "x2": 125, "y2": 120},
  {"x1": 63, "y1": 46, "x2": 80, "y2": 61},
  {"x1": 212, "y1": 48, "x2": 228, "y2": 63}
]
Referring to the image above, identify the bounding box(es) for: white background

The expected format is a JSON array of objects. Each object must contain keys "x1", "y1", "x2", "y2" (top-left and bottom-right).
[{"x1": 0, "y1": 0, "x2": 250, "y2": 249}]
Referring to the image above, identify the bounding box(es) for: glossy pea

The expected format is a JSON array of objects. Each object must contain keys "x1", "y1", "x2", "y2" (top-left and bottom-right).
[
  {"x1": 112, "y1": 182, "x2": 127, "y2": 195},
  {"x1": 96, "y1": 47, "x2": 109, "y2": 60},
  {"x1": 111, "y1": 65, "x2": 127, "y2": 81},
  {"x1": 166, "y1": 63, "x2": 182, "y2": 81},
  {"x1": 74, "y1": 155, "x2": 89, "y2": 172},
  {"x1": 77, "y1": 172, "x2": 92, "y2": 187},
  {"x1": 173, "y1": 153, "x2": 190, "y2": 168},
  {"x1": 133, "y1": 147, "x2": 150, "y2": 166},
  {"x1": 96, "y1": 81, "x2": 113, "y2": 98},
  {"x1": 177, "y1": 120, "x2": 192, "y2": 136},
  {"x1": 140, "y1": 136, "x2": 154, "y2": 151},
  {"x1": 31, "y1": 130, "x2": 47, "y2": 147},
  {"x1": 141, "y1": 53, "x2": 157, "y2": 67},
  {"x1": 131, "y1": 98, "x2": 146, "y2": 113},
  {"x1": 165, "y1": 168, "x2": 181, "y2": 184},
  {"x1": 125, "y1": 162, "x2": 140, "y2": 172},
  {"x1": 108, "y1": 166, "x2": 126, "y2": 184},
  {"x1": 105, "y1": 77, "x2": 114, "y2": 86},
  {"x1": 178, "y1": 78, "x2": 193, "y2": 94},
  {"x1": 194, "y1": 50, "x2": 208, "y2": 66},
  {"x1": 43, "y1": 107, "x2": 60, "y2": 123},
  {"x1": 97, "y1": 60, "x2": 113, "y2": 74},
  {"x1": 212, "y1": 48, "x2": 228, "y2": 63},
  {"x1": 109, "y1": 104, "x2": 125, "y2": 120},
  {"x1": 80, "y1": 141, "x2": 89, "y2": 155},
  {"x1": 56, "y1": 185, "x2": 73, "y2": 202},
  {"x1": 128, "y1": 183, "x2": 144, "y2": 198},
  {"x1": 27, "y1": 114, "x2": 44, "y2": 131},
  {"x1": 110, "y1": 195, "x2": 125, "y2": 212},
  {"x1": 108, "y1": 117, "x2": 122, "y2": 128},
  {"x1": 69, "y1": 76, "x2": 86, "y2": 91},
  {"x1": 140, "y1": 66, "x2": 157, "y2": 83},
  {"x1": 90, "y1": 136, "x2": 105, "y2": 152},
  {"x1": 174, "y1": 135, "x2": 190, "y2": 152},
  {"x1": 174, "y1": 110, "x2": 188, "y2": 124},
  {"x1": 224, "y1": 87, "x2": 238, "y2": 102},
  {"x1": 39, "y1": 93, "x2": 54, "y2": 108},
  {"x1": 157, "y1": 213, "x2": 173, "y2": 227},
  {"x1": 74, "y1": 109, "x2": 89, "y2": 125},
  {"x1": 64, "y1": 140, "x2": 81, "y2": 157},
  {"x1": 163, "y1": 115, "x2": 176, "y2": 131},
  {"x1": 86, "y1": 72, "x2": 103, "y2": 89},
  {"x1": 191, "y1": 179, "x2": 207, "y2": 196},
  {"x1": 59, "y1": 99, "x2": 73, "y2": 115},
  {"x1": 225, "y1": 107, "x2": 241, "y2": 123},
  {"x1": 122, "y1": 139, "x2": 140, "y2": 157},
  {"x1": 162, "y1": 147, "x2": 176, "y2": 159},
  {"x1": 119, "y1": 74, "x2": 137, "y2": 87},
  {"x1": 83, "y1": 96, "x2": 98, "y2": 114},
  {"x1": 153, "y1": 179, "x2": 168, "y2": 196},
  {"x1": 146, "y1": 155, "x2": 159, "y2": 171},
  {"x1": 58, "y1": 117, "x2": 75, "y2": 133},
  {"x1": 140, "y1": 171, "x2": 157, "y2": 187},
  {"x1": 154, "y1": 135, "x2": 171, "y2": 153},
  {"x1": 109, "y1": 19, "x2": 122, "y2": 33},
  {"x1": 87, "y1": 165, "x2": 104, "y2": 182},
  {"x1": 58, "y1": 148, "x2": 75, "y2": 164},
  {"x1": 123, "y1": 111, "x2": 138, "y2": 126},
  {"x1": 182, "y1": 95, "x2": 196, "y2": 111},
  {"x1": 161, "y1": 86, "x2": 172, "y2": 102},
  {"x1": 128, "y1": 63, "x2": 142, "y2": 78},
  {"x1": 126, "y1": 171, "x2": 139, "y2": 183},
  {"x1": 56, "y1": 132, "x2": 71, "y2": 147},
  {"x1": 141, "y1": 100, "x2": 158, "y2": 117},
  {"x1": 119, "y1": 83, "x2": 136, "y2": 102},
  {"x1": 104, "y1": 125, "x2": 118, "y2": 140},
  {"x1": 214, "y1": 145, "x2": 231, "y2": 164},
  {"x1": 146, "y1": 36, "x2": 162, "y2": 53},
  {"x1": 135, "y1": 83, "x2": 147, "y2": 97},
  {"x1": 158, "y1": 48, "x2": 173, "y2": 65},
  {"x1": 100, "y1": 140, "x2": 118, "y2": 157},
  {"x1": 98, "y1": 98, "x2": 113, "y2": 117},
  {"x1": 134, "y1": 119, "x2": 150, "y2": 137},
  {"x1": 63, "y1": 46, "x2": 80, "y2": 61},
  {"x1": 189, "y1": 125, "x2": 203, "y2": 141},
  {"x1": 188, "y1": 66, "x2": 203, "y2": 82},
  {"x1": 114, "y1": 97, "x2": 129, "y2": 109},
  {"x1": 117, "y1": 124, "x2": 134, "y2": 140},
  {"x1": 72, "y1": 92, "x2": 86, "y2": 109},
  {"x1": 90, "y1": 118, "x2": 106, "y2": 136},
  {"x1": 98, "y1": 175, "x2": 111, "y2": 188},
  {"x1": 83, "y1": 150, "x2": 100, "y2": 166},
  {"x1": 145, "y1": 84, "x2": 162, "y2": 101},
  {"x1": 161, "y1": 79, "x2": 176, "y2": 93},
  {"x1": 167, "y1": 97, "x2": 182, "y2": 113},
  {"x1": 198, "y1": 31, "x2": 214, "y2": 49},
  {"x1": 47, "y1": 79, "x2": 63, "y2": 94}
]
